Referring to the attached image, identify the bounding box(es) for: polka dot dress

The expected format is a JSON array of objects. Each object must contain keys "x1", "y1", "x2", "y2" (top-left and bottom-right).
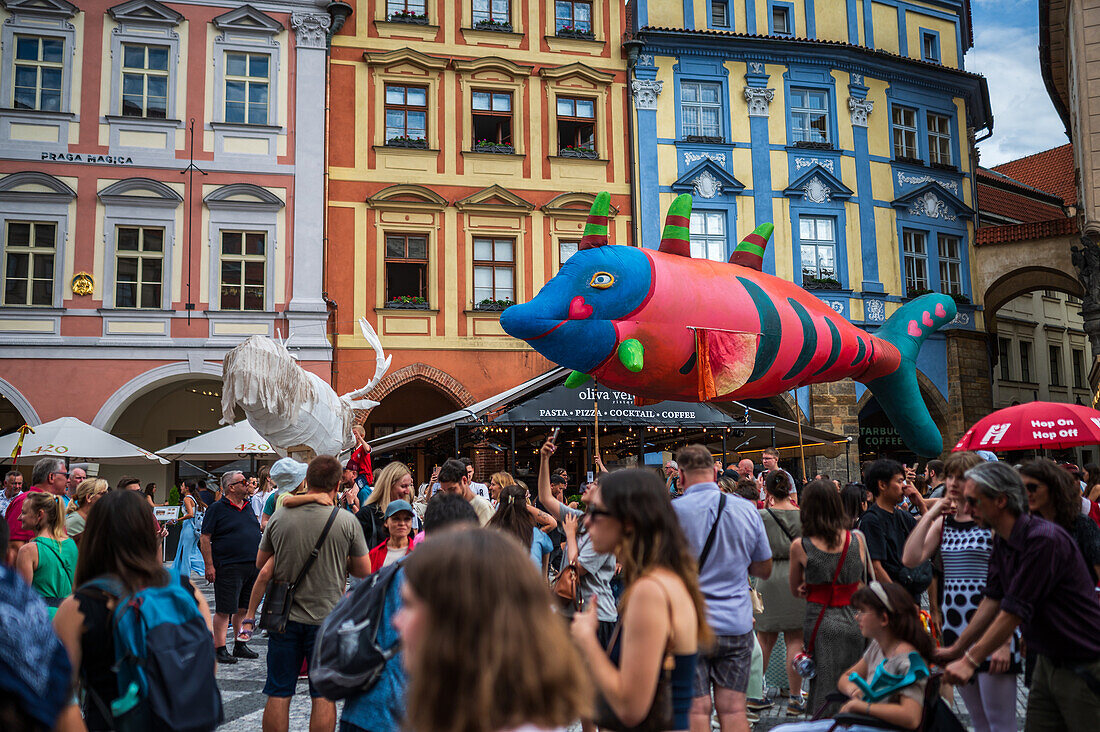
[{"x1": 941, "y1": 517, "x2": 1020, "y2": 672}]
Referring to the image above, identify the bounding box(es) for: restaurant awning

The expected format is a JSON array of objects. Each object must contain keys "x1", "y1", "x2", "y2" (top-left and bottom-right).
[{"x1": 370, "y1": 369, "x2": 849, "y2": 459}]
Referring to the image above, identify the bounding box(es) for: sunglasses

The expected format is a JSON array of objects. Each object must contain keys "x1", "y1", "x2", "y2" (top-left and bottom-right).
[{"x1": 586, "y1": 506, "x2": 613, "y2": 520}]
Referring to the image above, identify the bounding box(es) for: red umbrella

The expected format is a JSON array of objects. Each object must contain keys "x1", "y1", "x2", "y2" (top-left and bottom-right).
[{"x1": 953, "y1": 401, "x2": 1100, "y2": 452}]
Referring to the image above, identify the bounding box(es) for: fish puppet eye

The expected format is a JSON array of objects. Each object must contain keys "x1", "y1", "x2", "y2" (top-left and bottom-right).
[{"x1": 589, "y1": 272, "x2": 615, "y2": 289}]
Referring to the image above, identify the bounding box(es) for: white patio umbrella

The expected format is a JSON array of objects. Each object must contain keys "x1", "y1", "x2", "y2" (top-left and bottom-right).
[
  {"x1": 158, "y1": 420, "x2": 278, "y2": 461},
  {"x1": 0, "y1": 417, "x2": 168, "y2": 465}
]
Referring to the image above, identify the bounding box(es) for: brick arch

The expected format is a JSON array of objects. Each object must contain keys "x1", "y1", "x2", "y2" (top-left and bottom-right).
[{"x1": 363, "y1": 363, "x2": 476, "y2": 419}]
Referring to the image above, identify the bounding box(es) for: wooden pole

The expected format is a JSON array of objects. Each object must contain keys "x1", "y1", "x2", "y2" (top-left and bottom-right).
[
  {"x1": 593, "y1": 393, "x2": 600, "y2": 472},
  {"x1": 793, "y1": 389, "x2": 807, "y2": 481}
]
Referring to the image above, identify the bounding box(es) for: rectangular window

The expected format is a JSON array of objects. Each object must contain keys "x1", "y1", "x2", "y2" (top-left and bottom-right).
[
  {"x1": 711, "y1": 1, "x2": 730, "y2": 28},
  {"x1": 903, "y1": 230, "x2": 928, "y2": 295},
  {"x1": 689, "y1": 212, "x2": 726, "y2": 262},
  {"x1": 1020, "y1": 341, "x2": 1032, "y2": 383},
  {"x1": 387, "y1": 0, "x2": 427, "y2": 19},
  {"x1": 1069, "y1": 294, "x2": 1083, "y2": 305},
  {"x1": 799, "y1": 216, "x2": 837, "y2": 281},
  {"x1": 921, "y1": 32, "x2": 940, "y2": 62},
  {"x1": 998, "y1": 338, "x2": 1012, "y2": 381},
  {"x1": 121, "y1": 44, "x2": 169, "y2": 118},
  {"x1": 555, "y1": 0, "x2": 592, "y2": 34},
  {"x1": 385, "y1": 234, "x2": 428, "y2": 301},
  {"x1": 556, "y1": 96, "x2": 596, "y2": 153},
  {"x1": 220, "y1": 231, "x2": 266, "y2": 311},
  {"x1": 13, "y1": 35, "x2": 63, "y2": 112},
  {"x1": 3, "y1": 221, "x2": 55, "y2": 306},
  {"x1": 1049, "y1": 345, "x2": 1063, "y2": 387},
  {"x1": 937, "y1": 234, "x2": 962, "y2": 295},
  {"x1": 928, "y1": 113, "x2": 952, "y2": 166},
  {"x1": 680, "y1": 81, "x2": 723, "y2": 141},
  {"x1": 892, "y1": 106, "x2": 918, "y2": 160},
  {"x1": 472, "y1": 0, "x2": 509, "y2": 26},
  {"x1": 472, "y1": 91, "x2": 512, "y2": 146},
  {"x1": 771, "y1": 5, "x2": 791, "y2": 35},
  {"x1": 115, "y1": 226, "x2": 163, "y2": 309},
  {"x1": 473, "y1": 237, "x2": 515, "y2": 304},
  {"x1": 559, "y1": 239, "x2": 578, "y2": 265},
  {"x1": 385, "y1": 85, "x2": 428, "y2": 144},
  {"x1": 224, "y1": 52, "x2": 269, "y2": 125},
  {"x1": 1073, "y1": 348, "x2": 1085, "y2": 388},
  {"x1": 789, "y1": 88, "x2": 830, "y2": 144}
]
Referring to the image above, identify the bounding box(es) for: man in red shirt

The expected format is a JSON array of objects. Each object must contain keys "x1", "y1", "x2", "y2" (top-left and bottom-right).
[{"x1": 5, "y1": 457, "x2": 67, "y2": 563}]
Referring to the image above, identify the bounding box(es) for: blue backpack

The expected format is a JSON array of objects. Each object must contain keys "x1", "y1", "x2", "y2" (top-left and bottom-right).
[{"x1": 80, "y1": 574, "x2": 223, "y2": 732}]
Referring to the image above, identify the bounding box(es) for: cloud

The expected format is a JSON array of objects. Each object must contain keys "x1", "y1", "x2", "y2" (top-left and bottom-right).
[{"x1": 968, "y1": 22, "x2": 1068, "y2": 166}]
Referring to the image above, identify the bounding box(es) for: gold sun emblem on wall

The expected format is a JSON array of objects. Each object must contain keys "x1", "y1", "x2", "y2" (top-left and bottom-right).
[{"x1": 71, "y1": 272, "x2": 94, "y2": 296}]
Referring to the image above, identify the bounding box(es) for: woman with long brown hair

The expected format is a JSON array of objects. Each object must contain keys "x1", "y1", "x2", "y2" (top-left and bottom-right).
[
  {"x1": 359, "y1": 461, "x2": 416, "y2": 547},
  {"x1": 489, "y1": 484, "x2": 555, "y2": 575},
  {"x1": 788, "y1": 479, "x2": 870, "y2": 717},
  {"x1": 16, "y1": 491, "x2": 76, "y2": 617},
  {"x1": 1018, "y1": 458, "x2": 1100, "y2": 583},
  {"x1": 570, "y1": 468, "x2": 710, "y2": 732},
  {"x1": 52, "y1": 490, "x2": 215, "y2": 731},
  {"x1": 395, "y1": 528, "x2": 589, "y2": 732}
]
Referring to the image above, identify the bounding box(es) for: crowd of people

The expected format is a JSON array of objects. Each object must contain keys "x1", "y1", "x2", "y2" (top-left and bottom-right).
[{"x1": 0, "y1": 437, "x2": 1098, "y2": 732}]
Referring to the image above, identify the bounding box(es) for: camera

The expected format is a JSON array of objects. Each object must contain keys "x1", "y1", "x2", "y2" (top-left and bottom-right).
[{"x1": 792, "y1": 653, "x2": 816, "y2": 679}]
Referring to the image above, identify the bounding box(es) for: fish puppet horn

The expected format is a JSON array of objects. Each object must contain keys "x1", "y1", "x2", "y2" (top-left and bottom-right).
[
  {"x1": 579, "y1": 191, "x2": 612, "y2": 250},
  {"x1": 729, "y1": 223, "x2": 774, "y2": 271},
  {"x1": 658, "y1": 194, "x2": 693, "y2": 257}
]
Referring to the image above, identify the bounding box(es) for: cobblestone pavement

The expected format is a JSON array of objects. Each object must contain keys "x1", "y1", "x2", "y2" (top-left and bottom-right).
[{"x1": 200, "y1": 579, "x2": 1029, "y2": 730}]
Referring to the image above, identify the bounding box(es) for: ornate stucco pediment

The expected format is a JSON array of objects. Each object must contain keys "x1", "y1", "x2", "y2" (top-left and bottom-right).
[
  {"x1": 783, "y1": 165, "x2": 853, "y2": 204},
  {"x1": 892, "y1": 182, "x2": 973, "y2": 222},
  {"x1": 671, "y1": 159, "x2": 744, "y2": 199}
]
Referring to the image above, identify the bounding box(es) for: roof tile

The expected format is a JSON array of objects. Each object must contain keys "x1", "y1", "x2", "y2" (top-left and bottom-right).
[{"x1": 991, "y1": 144, "x2": 1076, "y2": 206}]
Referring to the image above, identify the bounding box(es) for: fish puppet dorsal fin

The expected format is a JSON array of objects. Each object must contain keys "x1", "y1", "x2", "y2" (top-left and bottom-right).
[
  {"x1": 579, "y1": 191, "x2": 611, "y2": 250},
  {"x1": 658, "y1": 194, "x2": 693, "y2": 257},
  {"x1": 729, "y1": 223, "x2": 775, "y2": 271}
]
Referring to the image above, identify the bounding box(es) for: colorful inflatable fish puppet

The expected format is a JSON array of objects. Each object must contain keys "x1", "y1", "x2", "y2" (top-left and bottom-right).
[{"x1": 500, "y1": 192, "x2": 956, "y2": 456}]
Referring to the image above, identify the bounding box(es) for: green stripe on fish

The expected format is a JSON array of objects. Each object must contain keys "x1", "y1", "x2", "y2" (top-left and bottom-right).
[
  {"x1": 782, "y1": 298, "x2": 818, "y2": 381},
  {"x1": 738, "y1": 277, "x2": 781, "y2": 383},
  {"x1": 565, "y1": 371, "x2": 591, "y2": 388},
  {"x1": 618, "y1": 339, "x2": 644, "y2": 373},
  {"x1": 851, "y1": 337, "x2": 866, "y2": 367},
  {"x1": 811, "y1": 318, "x2": 843, "y2": 377}
]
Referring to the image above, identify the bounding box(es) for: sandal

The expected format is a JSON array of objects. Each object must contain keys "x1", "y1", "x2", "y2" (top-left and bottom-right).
[{"x1": 236, "y1": 618, "x2": 256, "y2": 642}]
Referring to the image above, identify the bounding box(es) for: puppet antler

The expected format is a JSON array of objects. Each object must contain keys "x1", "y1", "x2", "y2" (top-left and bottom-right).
[{"x1": 339, "y1": 318, "x2": 393, "y2": 409}]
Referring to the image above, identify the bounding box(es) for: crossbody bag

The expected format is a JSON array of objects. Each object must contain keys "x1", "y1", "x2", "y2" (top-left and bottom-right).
[
  {"x1": 259, "y1": 507, "x2": 341, "y2": 633},
  {"x1": 804, "y1": 530, "x2": 852, "y2": 662}
]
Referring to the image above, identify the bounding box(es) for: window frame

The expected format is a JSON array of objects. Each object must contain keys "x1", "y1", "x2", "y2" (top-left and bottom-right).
[
  {"x1": 2, "y1": 219, "x2": 57, "y2": 307},
  {"x1": 891, "y1": 105, "x2": 919, "y2": 161},
  {"x1": 710, "y1": 0, "x2": 730, "y2": 29},
  {"x1": 384, "y1": 232, "x2": 430, "y2": 303},
  {"x1": 472, "y1": 236, "x2": 516, "y2": 304},
  {"x1": 385, "y1": 83, "x2": 429, "y2": 145},
  {"x1": 471, "y1": 89, "x2": 513, "y2": 147},
  {"x1": 769, "y1": 1, "x2": 793, "y2": 36},
  {"x1": 902, "y1": 229, "x2": 929, "y2": 295},
  {"x1": 788, "y1": 87, "x2": 831, "y2": 145},
  {"x1": 554, "y1": 0, "x2": 594, "y2": 35},
  {"x1": 0, "y1": 4, "x2": 77, "y2": 121},
  {"x1": 937, "y1": 233, "x2": 962, "y2": 295},
  {"x1": 472, "y1": 0, "x2": 510, "y2": 26},
  {"x1": 387, "y1": 0, "x2": 428, "y2": 20},
  {"x1": 223, "y1": 51, "x2": 271, "y2": 126},
  {"x1": 798, "y1": 215, "x2": 838, "y2": 282},
  {"x1": 11, "y1": 35, "x2": 64, "y2": 112},
  {"x1": 1019, "y1": 341, "x2": 1032, "y2": 383},
  {"x1": 558, "y1": 238, "x2": 578, "y2": 267},
  {"x1": 689, "y1": 211, "x2": 728, "y2": 262},
  {"x1": 211, "y1": 32, "x2": 280, "y2": 131},
  {"x1": 113, "y1": 225, "x2": 166, "y2": 309},
  {"x1": 1073, "y1": 348, "x2": 1085, "y2": 388},
  {"x1": 1049, "y1": 344, "x2": 1063, "y2": 387},
  {"x1": 680, "y1": 80, "x2": 724, "y2": 142},
  {"x1": 555, "y1": 95, "x2": 597, "y2": 153},
  {"x1": 927, "y1": 112, "x2": 953, "y2": 167},
  {"x1": 218, "y1": 230, "x2": 268, "y2": 312},
  {"x1": 998, "y1": 337, "x2": 1012, "y2": 381},
  {"x1": 920, "y1": 29, "x2": 941, "y2": 63},
  {"x1": 120, "y1": 43, "x2": 171, "y2": 119}
]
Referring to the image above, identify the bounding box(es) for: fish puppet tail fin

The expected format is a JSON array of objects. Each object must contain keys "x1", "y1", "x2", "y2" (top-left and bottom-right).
[{"x1": 864, "y1": 294, "x2": 957, "y2": 457}]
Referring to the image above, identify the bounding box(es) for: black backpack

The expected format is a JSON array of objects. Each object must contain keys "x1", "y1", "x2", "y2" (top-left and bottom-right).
[{"x1": 310, "y1": 561, "x2": 403, "y2": 700}]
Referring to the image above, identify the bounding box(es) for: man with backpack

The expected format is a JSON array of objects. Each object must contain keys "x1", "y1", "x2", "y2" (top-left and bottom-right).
[{"x1": 257, "y1": 454, "x2": 371, "y2": 732}]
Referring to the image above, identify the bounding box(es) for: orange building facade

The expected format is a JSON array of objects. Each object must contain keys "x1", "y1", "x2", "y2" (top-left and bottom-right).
[{"x1": 326, "y1": 0, "x2": 633, "y2": 438}]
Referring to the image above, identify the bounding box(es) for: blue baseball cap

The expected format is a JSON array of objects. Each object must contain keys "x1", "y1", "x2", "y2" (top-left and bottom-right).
[{"x1": 384, "y1": 499, "x2": 414, "y2": 519}]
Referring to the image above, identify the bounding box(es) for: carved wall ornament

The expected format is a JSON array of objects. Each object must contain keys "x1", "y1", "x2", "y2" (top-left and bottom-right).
[
  {"x1": 896, "y1": 172, "x2": 959, "y2": 195},
  {"x1": 908, "y1": 191, "x2": 957, "y2": 221},
  {"x1": 631, "y1": 79, "x2": 663, "y2": 111},
  {"x1": 949, "y1": 311, "x2": 971, "y2": 326},
  {"x1": 850, "y1": 73, "x2": 864, "y2": 86},
  {"x1": 848, "y1": 97, "x2": 873, "y2": 127},
  {"x1": 684, "y1": 151, "x2": 727, "y2": 166},
  {"x1": 71, "y1": 272, "x2": 93, "y2": 296},
  {"x1": 865, "y1": 299, "x2": 886, "y2": 322},
  {"x1": 744, "y1": 86, "x2": 775, "y2": 117},
  {"x1": 793, "y1": 157, "x2": 835, "y2": 174},
  {"x1": 290, "y1": 13, "x2": 331, "y2": 48},
  {"x1": 803, "y1": 177, "x2": 831, "y2": 204},
  {"x1": 637, "y1": 54, "x2": 655, "y2": 67},
  {"x1": 693, "y1": 170, "x2": 722, "y2": 199},
  {"x1": 749, "y1": 62, "x2": 764, "y2": 74},
  {"x1": 828, "y1": 301, "x2": 845, "y2": 314}
]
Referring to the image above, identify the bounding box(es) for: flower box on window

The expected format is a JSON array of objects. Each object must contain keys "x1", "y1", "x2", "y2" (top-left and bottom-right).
[
  {"x1": 473, "y1": 19, "x2": 512, "y2": 32},
  {"x1": 930, "y1": 161, "x2": 957, "y2": 172},
  {"x1": 684, "y1": 135, "x2": 725, "y2": 144},
  {"x1": 794, "y1": 140, "x2": 833, "y2": 150},
  {"x1": 802, "y1": 276, "x2": 842, "y2": 291},
  {"x1": 474, "y1": 140, "x2": 515, "y2": 154},
  {"x1": 559, "y1": 146, "x2": 597, "y2": 159},
  {"x1": 474, "y1": 298, "x2": 515, "y2": 311},
  {"x1": 386, "y1": 296, "x2": 429, "y2": 309},
  {"x1": 894, "y1": 155, "x2": 924, "y2": 166},
  {"x1": 556, "y1": 25, "x2": 595, "y2": 39},
  {"x1": 906, "y1": 286, "x2": 935, "y2": 299},
  {"x1": 948, "y1": 292, "x2": 971, "y2": 305},
  {"x1": 389, "y1": 10, "x2": 429, "y2": 23},
  {"x1": 386, "y1": 136, "x2": 428, "y2": 149}
]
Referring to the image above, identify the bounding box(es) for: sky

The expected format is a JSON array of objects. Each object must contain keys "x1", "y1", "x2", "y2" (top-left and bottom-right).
[{"x1": 966, "y1": 0, "x2": 1069, "y2": 167}]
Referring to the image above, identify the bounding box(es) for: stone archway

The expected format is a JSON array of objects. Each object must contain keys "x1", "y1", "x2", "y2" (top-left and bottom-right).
[
  {"x1": 366, "y1": 363, "x2": 476, "y2": 409},
  {"x1": 0, "y1": 376, "x2": 40, "y2": 429}
]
